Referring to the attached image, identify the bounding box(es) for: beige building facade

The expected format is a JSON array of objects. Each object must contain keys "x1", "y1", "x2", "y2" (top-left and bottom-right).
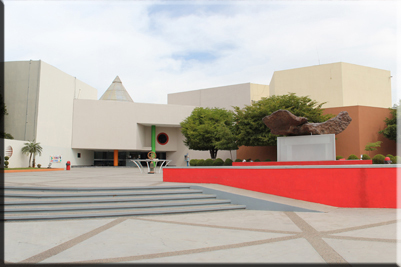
[
  {"x1": 168, "y1": 83, "x2": 269, "y2": 110},
  {"x1": 269, "y1": 62, "x2": 392, "y2": 108},
  {"x1": 2, "y1": 60, "x2": 237, "y2": 168},
  {"x1": 2, "y1": 60, "x2": 394, "y2": 168}
]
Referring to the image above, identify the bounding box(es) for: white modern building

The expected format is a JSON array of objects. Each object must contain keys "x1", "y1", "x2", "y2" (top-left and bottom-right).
[
  {"x1": 2, "y1": 60, "x2": 394, "y2": 168},
  {"x1": 2, "y1": 60, "x2": 244, "y2": 168}
]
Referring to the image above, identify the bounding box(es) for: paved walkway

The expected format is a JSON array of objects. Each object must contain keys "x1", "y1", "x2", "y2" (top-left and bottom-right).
[{"x1": 3, "y1": 167, "x2": 400, "y2": 264}]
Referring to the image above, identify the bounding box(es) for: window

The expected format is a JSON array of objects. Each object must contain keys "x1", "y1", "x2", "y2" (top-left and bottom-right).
[
  {"x1": 157, "y1": 133, "x2": 169, "y2": 145},
  {"x1": 77, "y1": 153, "x2": 81, "y2": 158}
]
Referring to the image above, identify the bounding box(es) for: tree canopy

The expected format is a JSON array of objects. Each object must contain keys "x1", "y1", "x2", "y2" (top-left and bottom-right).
[
  {"x1": 1, "y1": 93, "x2": 14, "y2": 139},
  {"x1": 180, "y1": 107, "x2": 237, "y2": 159},
  {"x1": 233, "y1": 93, "x2": 333, "y2": 146},
  {"x1": 379, "y1": 102, "x2": 399, "y2": 142},
  {"x1": 365, "y1": 141, "x2": 382, "y2": 157}
]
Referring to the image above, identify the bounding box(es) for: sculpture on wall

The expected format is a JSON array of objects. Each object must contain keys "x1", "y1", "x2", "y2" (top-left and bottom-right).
[{"x1": 262, "y1": 109, "x2": 352, "y2": 136}]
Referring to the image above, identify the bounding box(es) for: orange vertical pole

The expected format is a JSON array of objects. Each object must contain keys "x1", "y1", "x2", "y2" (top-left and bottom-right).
[{"x1": 114, "y1": 150, "x2": 118, "y2": 166}]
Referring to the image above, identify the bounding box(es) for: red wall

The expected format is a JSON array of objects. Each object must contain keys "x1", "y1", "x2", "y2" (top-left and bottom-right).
[{"x1": 163, "y1": 166, "x2": 399, "y2": 208}]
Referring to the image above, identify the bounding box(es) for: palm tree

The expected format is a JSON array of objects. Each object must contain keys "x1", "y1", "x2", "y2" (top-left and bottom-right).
[{"x1": 21, "y1": 140, "x2": 43, "y2": 167}]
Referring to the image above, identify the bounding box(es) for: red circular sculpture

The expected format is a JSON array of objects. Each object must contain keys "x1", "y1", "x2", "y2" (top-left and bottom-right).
[{"x1": 157, "y1": 132, "x2": 169, "y2": 145}]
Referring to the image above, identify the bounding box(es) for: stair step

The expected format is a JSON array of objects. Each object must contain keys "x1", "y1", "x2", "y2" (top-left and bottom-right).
[
  {"x1": 4, "y1": 204, "x2": 247, "y2": 221},
  {"x1": 3, "y1": 185, "x2": 191, "y2": 191},
  {"x1": 4, "y1": 193, "x2": 218, "y2": 205},
  {"x1": 3, "y1": 189, "x2": 203, "y2": 198},
  {"x1": 4, "y1": 199, "x2": 231, "y2": 212},
  {"x1": 2, "y1": 186, "x2": 247, "y2": 221}
]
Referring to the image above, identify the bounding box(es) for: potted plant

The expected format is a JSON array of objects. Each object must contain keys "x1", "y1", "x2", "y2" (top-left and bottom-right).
[{"x1": 4, "y1": 156, "x2": 9, "y2": 168}]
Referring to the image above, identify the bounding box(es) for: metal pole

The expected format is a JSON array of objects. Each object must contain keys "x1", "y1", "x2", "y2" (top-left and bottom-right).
[{"x1": 151, "y1": 125, "x2": 156, "y2": 168}]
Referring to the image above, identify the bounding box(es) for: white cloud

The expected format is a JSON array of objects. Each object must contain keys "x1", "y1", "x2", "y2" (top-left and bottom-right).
[{"x1": 4, "y1": 0, "x2": 399, "y2": 105}]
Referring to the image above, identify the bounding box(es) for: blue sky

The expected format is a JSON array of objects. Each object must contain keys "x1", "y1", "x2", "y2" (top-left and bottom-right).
[{"x1": 4, "y1": 0, "x2": 400, "y2": 105}]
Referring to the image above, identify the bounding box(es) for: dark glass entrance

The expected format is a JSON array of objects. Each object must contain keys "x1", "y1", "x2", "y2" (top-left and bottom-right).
[{"x1": 94, "y1": 151, "x2": 167, "y2": 166}]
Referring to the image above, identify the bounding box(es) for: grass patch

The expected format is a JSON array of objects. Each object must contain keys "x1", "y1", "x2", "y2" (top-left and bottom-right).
[{"x1": 1, "y1": 167, "x2": 38, "y2": 170}]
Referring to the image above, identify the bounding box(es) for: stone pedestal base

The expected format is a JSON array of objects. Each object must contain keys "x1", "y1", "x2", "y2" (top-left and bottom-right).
[{"x1": 277, "y1": 134, "x2": 336, "y2": 162}]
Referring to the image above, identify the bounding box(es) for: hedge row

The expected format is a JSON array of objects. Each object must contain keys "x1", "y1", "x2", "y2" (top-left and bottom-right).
[
  {"x1": 336, "y1": 154, "x2": 399, "y2": 164},
  {"x1": 189, "y1": 158, "x2": 232, "y2": 166},
  {"x1": 189, "y1": 158, "x2": 273, "y2": 166}
]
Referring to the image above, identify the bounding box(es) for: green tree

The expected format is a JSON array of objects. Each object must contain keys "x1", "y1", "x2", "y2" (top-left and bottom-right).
[
  {"x1": 233, "y1": 93, "x2": 333, "y2": 146},
  {"x1": 379, "y1": 102, "x2": 399, "y2": 142},
  {"x1": 21, "y1": 140, "x2": 43, "y2": 167},
  {"x1": 365, "y1": 141, "x2": 382, "y2": 157},
  {"x1": 0, "y1": 93, "x2": 14, "y2": 139},
  {"x1": 180, "y1": 107, "x2": 237, "y2": 159}
]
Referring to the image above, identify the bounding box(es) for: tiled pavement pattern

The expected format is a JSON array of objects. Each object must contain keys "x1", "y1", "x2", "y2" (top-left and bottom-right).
[{"x1": 3, "y1": 167, "x2": 400, "y2": 264}]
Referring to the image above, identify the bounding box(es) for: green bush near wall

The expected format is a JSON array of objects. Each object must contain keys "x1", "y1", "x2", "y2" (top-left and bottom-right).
[
  {"x1": 213, "y1": 158, "x2": 224, "y2": 166},
  {"x1": 362, "y1": 154, "x2": 371, "y2": 160},
  {"x1": 336, "y1": 156, "x2": 344, "y2": 160},
  {"x1": 204, "y1": 159, "x2": 214, "y2": 166},
  {"x1": 372, "y1": 154, "x2": 385, "y2": 164},
  {"x1": 197, "y1": 159, "x2": 205, "y2": 166},
  {"x1": 234, "y1": 159, "x2": 242, "y2": 162},
  {"x1": 224, "y1": 158, "x2": 233, "y2": 166},
  {"x1": 264, "y1": 159, "x2": 271, "y2": 162},
  {"x1": 254, "y1": 159, "x2": 261, "y2": 162},
  {"x1": 347, "y1": 154, "x2": 359, "y2": 160},
  {"x1": 189, "y1": 159, "x2": 198, "y2": 166},
  {"x1": 4, "y1": 156, "x2": 9, "y2": 168}
]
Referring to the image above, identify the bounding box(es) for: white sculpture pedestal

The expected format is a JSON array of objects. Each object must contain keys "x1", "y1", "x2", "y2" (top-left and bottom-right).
[{"x1": 277, "y1": 134, "x2": 336, "y2": 162}]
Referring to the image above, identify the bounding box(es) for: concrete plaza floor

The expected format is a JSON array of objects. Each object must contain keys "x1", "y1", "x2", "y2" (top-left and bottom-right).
[{"x1": 3, "y1": 167, "x2": 400, "y2": 264}]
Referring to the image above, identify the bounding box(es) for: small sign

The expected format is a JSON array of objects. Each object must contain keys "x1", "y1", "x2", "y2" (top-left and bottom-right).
[
  {"x1": 5, "y1": 146, "x2": 13, "y2": 157},
  {"x1": 50, "y1": 156, "x2": 62, "y2": 163}
]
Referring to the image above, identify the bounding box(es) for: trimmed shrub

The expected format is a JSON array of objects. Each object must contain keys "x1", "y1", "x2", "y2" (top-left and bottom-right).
[
  {"x1": 204, "y1": 159, "x2": 214, "y2": 166},
  {"x1": 264, "y1": 159, "x2": 271, "y2": 162},
  {"x1": 347, "y1": 154, "x2": 359, "y2": 160},
  {"x1": 213, "y1": 158, "x2": 224, "y2": 166},
  {"x1": 197, "y1": 159, "x2": 205, "y2": 166},
  {"x1": 372, "y1": 154, "x2": 385, "y2": 164},
  {"x1": 336, "y1": 156, "x2": 344, "y2": 160},
  {"x1": 361, "y1": 154, "x2": 371, "y2": 160},
  {"x1": 189, "y1": 159, "x2": 198, "y2": 166},
  {"x1": 4, "y1": 156, "x2": 9, "y2": 168},
  {"x1": 234, "y1": 159, "x2": 242, "y2": 162},
  {"x1": 254, "y1": 159, "x2": 261, "y2": 162},
  {"x1": 37, "y1": 164, "x2": 42, "y2": 168},
  {"x1": 224, "y1": 158, "x2": 233, "y2": 166}
]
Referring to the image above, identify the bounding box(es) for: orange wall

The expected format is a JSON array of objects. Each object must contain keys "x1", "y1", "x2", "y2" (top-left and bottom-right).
[
  {"x1": 237, "y1": 145, "x2": 277, "y2": 161},
  {"x1": 324, "y1": 106, "x2": 396, "y2": 158},
  {"x1": 237, "y1": 105, "x2": 396, "y2": 161}
]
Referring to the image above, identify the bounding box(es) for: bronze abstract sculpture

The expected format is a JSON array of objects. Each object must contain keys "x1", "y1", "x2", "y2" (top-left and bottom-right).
[{"x1": 262, "y1": 110, "x2": 352, "y2": 136}]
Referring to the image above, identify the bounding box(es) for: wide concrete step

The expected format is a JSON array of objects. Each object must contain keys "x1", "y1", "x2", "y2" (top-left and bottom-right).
[
  {"x1": 5, "y1": 199, "x2": 232, "y2": 212},
  {"x1": 4, "y1": 204, "x2": 247, "y2": 221},
  {"x1": 3, "y1": 189, "x2": 203, "y2": 198},
  {"x1": 4, "y1": 193, "x2": 218, "y2": 205},
  {"x1": 3, "y1": 185, "x2": 247, "y2": 221},
  {"x1": 3, "y1": 185, "x2": 191, "y2": 191}
]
